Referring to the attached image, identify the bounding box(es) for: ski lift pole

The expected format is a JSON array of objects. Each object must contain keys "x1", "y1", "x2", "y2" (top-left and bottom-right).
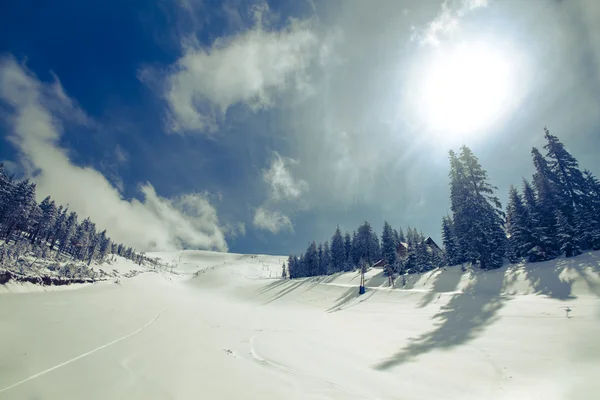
[{"x1": 359, "y1": 261, "x2": 366, "y2": 295}]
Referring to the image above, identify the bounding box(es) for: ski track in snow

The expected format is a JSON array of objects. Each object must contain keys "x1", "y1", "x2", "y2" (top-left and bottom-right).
[
  {"x1": 248, "y1": 334, "x2": 379, "y2": 400},
  {"x1": 0, "y1": 309, "x2": 164, "y2": 395}
]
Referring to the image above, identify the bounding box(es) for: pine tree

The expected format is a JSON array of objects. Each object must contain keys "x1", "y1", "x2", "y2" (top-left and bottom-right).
[
  {"x1": 505, "y1": 185, "x2": 534, "y2": 261},
  {"x1": 317, "y1": 243, "x2": 324, "y2": 275},
  {"x1": 2, "y1": 179, "x2": 36, "y2": 240},
  {"x1": 351, "y1": 230, "x2": 360, "y2": 267},
  {"x1": 98, "y1": 230, "x2": 110, "y2": 262},
  {"x1": 556, "y1": 210, "x2": 581, "y2": 258},
  {"x1": 448, "y1": 147, "x2": 506, "y2": 269},
  {"x1": 543, "y1": 128, "x2": 586, "y2": 210},
  {"x1": 35, "y1": 196, "x2": 57, "y2": 245},
  {"x1": 356, "y1": 221, "x2": 379, "y2": 266},
  {"x1": 441, "y1": 215, "x2": 459, "y2": 266},
  {"x1": 331, "y1": 226, "x2": 345, "y2": 273},
  {"x1": 343, "y1": 231, "x2": 352, "y2": 270},
  {"x1": 322, "y1": 241, "x2": 332, "y2": 275},
  {"x1": 531, "y1": 147, "x2": 560, "y2": 258},
  {"x1": 0, "y1": 163, "x2": 13, "y2": 224},
  {"x1": 281, "y1": 262, "x2": 287, "y2": 279},
  {"x1": 304, "y1": 242, "x2": 318, "y2": 277},
  {"x1": 287, "y1": 254, "x2": 297, "y2": 278},
  {"x1": 59, "y1": 212, "x2": 78, "y2": 255},
  {"x1": 381, "y1": 221, "x2": 397, "y2": 274}
]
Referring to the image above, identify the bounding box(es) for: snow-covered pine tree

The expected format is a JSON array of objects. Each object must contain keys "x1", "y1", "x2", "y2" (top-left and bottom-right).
[
  {"x1": 0, "y1": 163, "x2": 13, "y2": 224},
  {"x1": 441, "y1": 215, "x2": 459, "y2": 266},
  {"x1": 506, "y1": 185, "x2": 535, "y2": 261},
  {"x1": 356, "y1": 221, "x2": 379, "y2": 266},
  {"x1": 381, "y1": 221, "x2": 397, "y2": 275},
  {"x1": 449, "y1": 147, "x2": 506, "y2": 269},
  {"x1": 322, "y1": 240, "x2": 332, "y2": 275},
  {"x1": 317, "y1": 243, "x2": 324, "y2": 275},
  {"x1": 304, "y1": 241, "x2": 318, "y2": 277},
  {"x1": 287, "y1": 254, "x2": 297, "y2": 278},
  {"x1": 343, "y1": 231, "x2": 352, "y2": 270},
  {"x1": 351, "y1": 230, "x2": 360, "y2": 267},
  {"x1": 556, "y1": 210, "x2": 581, "y2": 258},
  {"x1": 98, "y1": 230, "x2": 110, "y2": 262},
  {"x1": 579, "y1": 170, "x2": 600, "y2": 249},
  {"x1": 281, "y1": 261, "x2": 287, "y2": 279},
  {"x1": 35, "y1": 196, "x2": 57, "y2": 245},
  {"x1": 2, "y1": 179, "x2": 36, "y2": 240},
  {"x1": 59, "y1": 212, "x2": 78, "y2": 256},
  {"x1": 531, "y1": 147, "x2": 560, "y2": 259},
  {"x1": 543, "y1": 128, "x2": 586, "y2": 210},
  {"x1": 331, "y1": 226, "x2": 345, "y2": 273}
]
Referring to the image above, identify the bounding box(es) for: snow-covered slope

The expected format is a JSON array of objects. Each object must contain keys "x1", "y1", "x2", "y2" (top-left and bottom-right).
[{"x1": 1, "y1": 250, "x2": 599, "y2": 400}]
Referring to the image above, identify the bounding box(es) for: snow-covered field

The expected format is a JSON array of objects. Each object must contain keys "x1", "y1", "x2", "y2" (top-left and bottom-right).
[{"x1": 1, "y1": 250, "x2": 600, "y2": 399}]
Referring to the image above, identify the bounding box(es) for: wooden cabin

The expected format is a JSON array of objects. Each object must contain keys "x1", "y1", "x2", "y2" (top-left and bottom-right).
[
  {"x1": 423, "y1": 237, "x2": 442, "y2": 252},
  {"x1": 396, "y1": 242, "x2": 410, "y2": 259}
]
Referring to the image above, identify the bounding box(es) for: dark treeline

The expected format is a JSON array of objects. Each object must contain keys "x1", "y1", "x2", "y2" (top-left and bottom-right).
[
  {"x1": 442, "y1": 128, "x2": 600, "y2": 269},
  {"x1": 0, "y1": 163, "x2": 148, "y2": 266},
  {"x1": 286, "y1": 221, "x2": 444, "y2": 279}
]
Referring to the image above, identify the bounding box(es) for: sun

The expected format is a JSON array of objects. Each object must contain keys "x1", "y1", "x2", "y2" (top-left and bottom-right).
[{"x1": 414, "y1": 41, "x2": 515, "y2": 143}]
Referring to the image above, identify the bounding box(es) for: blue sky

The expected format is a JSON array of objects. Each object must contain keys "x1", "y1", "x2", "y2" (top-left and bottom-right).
[{"x1": 1, "y1": 0, "x2": 600, "y2": 255}]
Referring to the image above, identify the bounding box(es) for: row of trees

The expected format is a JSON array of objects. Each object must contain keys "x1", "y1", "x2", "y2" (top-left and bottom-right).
[
  {"x1": 286, "y1": 221, "x2": 443, "y2": 279},
  {"x1": 442, "y1": 129, "x2": 600, "y2": 269},
  {"x1": 0, "y1": 163, "x2": 146, "y2": 267}
]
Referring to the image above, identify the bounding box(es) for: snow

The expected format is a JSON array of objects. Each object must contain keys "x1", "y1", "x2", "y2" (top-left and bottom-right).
[{"x1": 1, "y1": 250, "x2": 599, "y2": 399}]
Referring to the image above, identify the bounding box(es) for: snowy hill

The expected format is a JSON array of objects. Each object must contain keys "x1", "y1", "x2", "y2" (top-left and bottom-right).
[{"x1": 1, "y1": 250, "x2": 599, "y2": 399}]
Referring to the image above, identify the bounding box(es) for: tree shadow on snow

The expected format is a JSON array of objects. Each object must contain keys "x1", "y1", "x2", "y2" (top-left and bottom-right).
[
  {"x1": 260, "y1": 277, "x2": 322, "y2": 305},
  {"x1": 326, "y1": 273, "x2": 383, "y2": 313},
  {"x1": 417, "y1": 267, "x2": 464, "y2": 308},
  {"x1": 523, "y1": 260, "x2": 577, "y2": 300},
  {"x1": 374, "y1": 269, "x2": 506, "y2": 370},
  {"x1": 559, "y1": 252, "x2": 600, "y2": 298}
]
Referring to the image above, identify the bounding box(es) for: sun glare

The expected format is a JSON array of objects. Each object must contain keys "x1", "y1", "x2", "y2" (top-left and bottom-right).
[{"x1": 415, "y1": 41, "x2": 515, "y2": 143}]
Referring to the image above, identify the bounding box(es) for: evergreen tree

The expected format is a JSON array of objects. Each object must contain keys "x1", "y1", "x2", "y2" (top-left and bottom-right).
[
  {"x1": 330, "y1": 226, "x2": 345, "y2": 273},
  {"x1": 322, "y1": 241, "x2": 332, "y2": 275},
  {"x1": 287, "y1": 254, "x2": 296, "y2": 278},
  {"x1": 343, "y1": 231, "x2": 352, "y2": 269},
  {"x1": 556, "y1": 210, "x2": 581, "y2": 258},
  {"x1": 531, "y1": 147, "x2": 560, "y2": 258},
  {"x1": 505, "y1": 185, "x2": 534, "y2": 261},
  {"x1": 448, "y1": 147, "x2": 506, "y2": 269},
  {"x1": 281, "y1": 262, "x2": 287, "y2": 279},
  {"x1": 381, "y1": 221, "x2": 397, "y2": 274},
  {"x1": 98, "y1": 230, "x2": 110, "y2": 262},
  {"x1": 34, "y1": 196, "x2": 57, "y2": 245},
  {"x1": 356, "y1": 221, "x2": 379, "y2": 266},
  {"x1": 441, "y1": 215, "x2": 459, "y2": 266},
  {"x1": 351, "y1": 230, "x2": 360, "y2": 267},
  {"x1": 543, "y1": 128, "x2": 586, "y2": 210},
  {"x1": 59, "y1": 212, "x2": 78, "y2": 255},
  {"x1": 2, "y1": 179, "x2": 36, "y2": 240},
  {"x1": 317, "y1": 243, "x2": 324, "y2": 275},
  {"x1": 304, "y1": 241, "x2": 318, "y2": 276}
]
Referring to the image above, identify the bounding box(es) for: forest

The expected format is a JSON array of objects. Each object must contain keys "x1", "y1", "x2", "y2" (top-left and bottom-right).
[
  {"x1": 288, "y1": 129, "x2": 600, "y2": 279},
  {"x1": 0, "y1": 163, "x2": 152, "y2": 280}
]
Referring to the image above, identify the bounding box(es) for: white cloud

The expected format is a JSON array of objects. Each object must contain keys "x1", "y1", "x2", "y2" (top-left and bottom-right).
[
  {"x1": 148, "y1": 2, "x2": 320, "y2": 133},
  {"x1": 415, "y1": 0, "x2": 489, "y2": 46},
  {"x1": 0, "y1": 56, "x2": 228, "y2": 252},
  {"x1": 263, "y1": 152, "x2": 308, "y2": 201},
  {"x1": 253, "y1": 207, "x2": 293, "y2": 234},
  {"x1": 252, "y1": 151, "x2": 307, "y2": 233}
]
